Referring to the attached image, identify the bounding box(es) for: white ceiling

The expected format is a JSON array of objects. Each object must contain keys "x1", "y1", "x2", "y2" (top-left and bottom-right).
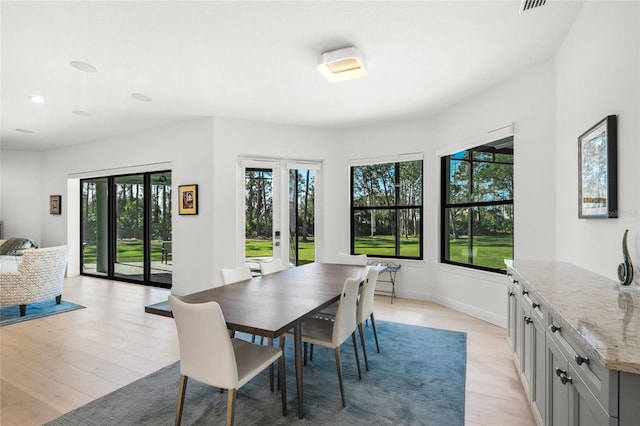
[{"x1": 1, "y1": 1, "x2": 583, "y2": 152}]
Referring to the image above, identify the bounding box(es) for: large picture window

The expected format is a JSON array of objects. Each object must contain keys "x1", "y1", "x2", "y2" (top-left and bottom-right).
[
  {"x1": 351, "y1": 158, "x2": 423, "y2": 259},
  {"x1": 441, "y1": 138, "x2": 513, "y2": 272}
]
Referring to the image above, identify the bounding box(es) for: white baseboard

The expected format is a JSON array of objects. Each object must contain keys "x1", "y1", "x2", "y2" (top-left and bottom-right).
[
  {"x1": 431, "y1": 294, "x2": 506, "y2": 328},
  {"x1": 396, "y1": 289, "x2": 506, "y2": 328}
]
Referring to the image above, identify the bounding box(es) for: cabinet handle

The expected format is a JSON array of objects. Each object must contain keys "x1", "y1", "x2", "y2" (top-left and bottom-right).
[
  {"x1": 508, "y1": 291, "x2": 514, "y2": 297},
  {"x1": 522, "y1": 289, "x2": 528, "y2": 296},
  {"x1": 523, "y1": 316, "x2": 533, "y2": 325},
  {"x1": 513, "y1": 279, "x2": 519, "y2": 285},
  {"x1": 555, "y1": 368, "x2": 572, "y2": 385},
  {"x1": 532, "y1": 302, "x2": 540, "y2": 309},
  {"x1": 550, "y1": 325, "x2": 561, "y2": 333},
  {"x1": 575, "y1": 354, "x2": 589, "y2": 366}
]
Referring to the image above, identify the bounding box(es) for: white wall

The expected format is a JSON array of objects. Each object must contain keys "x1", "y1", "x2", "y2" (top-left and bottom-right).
[
  {"x1": 39, "y1": 118, "x2": 216, "y2": 290},
  {"x1": 209, "y1": 117, "x2": 339, "y2": 293},
  {"x1": 555, "y1": 1, "x2": 640, "y2": 282},
  {"x1": 338, "y1": 60, "x2": 557, "y2": 326},
  {"x1": 1, "y1": 150, "x2": 43, "y2": 242}
]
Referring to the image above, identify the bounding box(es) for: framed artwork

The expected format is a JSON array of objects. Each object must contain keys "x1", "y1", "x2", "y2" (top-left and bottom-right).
[
  {"x1": 578, "y1": 115, "x2": 617, "y2": 218},
  {"x1": 179, "y1": 184, "x2": 198, "y2": 215},
  {"x1": 50, "y1": 195, "x2": 62, "y2": 215}
]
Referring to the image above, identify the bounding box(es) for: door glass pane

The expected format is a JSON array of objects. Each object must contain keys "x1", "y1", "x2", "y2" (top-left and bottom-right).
[
  {"x1": 81, "y1": 177, "x2": 108, "y2": 276},
  {"x1": 245, "y1": 169, "x2": 273, "y2": 271},
  {"x1": 289, "y1": 169, "x2": 315, "y2": 266},
  {"x1": 114, "y1": 174, "x2": 145, "y2": 282},
  {"x1": 150, "y1": 172, "x2": 172, "y2": 285}
]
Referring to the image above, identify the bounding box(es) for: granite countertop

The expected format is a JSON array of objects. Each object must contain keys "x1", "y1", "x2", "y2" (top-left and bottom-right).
[{"x1": 507, "y1": 260, "x2": 640, "y2": 375}]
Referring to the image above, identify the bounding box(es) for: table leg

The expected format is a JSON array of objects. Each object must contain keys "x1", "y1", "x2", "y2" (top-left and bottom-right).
[{"x1": 294, "y1": 324, "x2": 304, "y2": 419}]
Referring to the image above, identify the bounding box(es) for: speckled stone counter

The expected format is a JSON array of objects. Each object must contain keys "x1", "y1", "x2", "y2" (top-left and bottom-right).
[{"x1": 508, "y1": 260, "x2": 640, "y2": 375}]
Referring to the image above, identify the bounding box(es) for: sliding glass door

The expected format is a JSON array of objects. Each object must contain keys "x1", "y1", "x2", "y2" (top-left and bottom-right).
[{"x1": 81, "y1": 171, "x2": 172, "y2": 287}]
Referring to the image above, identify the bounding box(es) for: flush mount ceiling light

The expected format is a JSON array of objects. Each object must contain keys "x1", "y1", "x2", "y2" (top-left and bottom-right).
[
  {"x1": 70, "y1": 61, "x2": 98, "y2": 73},
  {"x1": 131, "y1": 93, "x2": 152, "y2": 102},
  {"x1": 317, "y1": 46, "x2": 367, "y2": 82},
  {"x1": 16, "y1": 128, "x2": 34, "y2": 133},
  {"x1": 29, "y1": 95, "x2": 44, "y2": 104},
  {"x1": 72, "y1": 110, "x2": 93, "y2": 117}
]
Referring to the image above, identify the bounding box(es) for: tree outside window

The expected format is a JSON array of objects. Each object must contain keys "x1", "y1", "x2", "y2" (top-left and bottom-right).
[
  {"x1": 441, "y1": 138, "x2": 513, "y2": 272},
  {"x1": 351, "y1": 159, "x2": 423, "y2": 259}
]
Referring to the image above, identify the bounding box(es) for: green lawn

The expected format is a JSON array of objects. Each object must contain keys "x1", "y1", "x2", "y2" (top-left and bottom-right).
[
  {"x1": 246, "y1": 238, "x2": 315, "y2": 264},
  {"x1": 82, "y1": 240, "x2": 164, "y2": 263},
  {"x1": 84, "y1": 235, "x2": 511, "y2": 269},
  {"x1": 447, "y1": 235, "x2": 512, "y2": 269},
  {"x1": 354, "y1": 235, "x2": 420, "y2": 257}
]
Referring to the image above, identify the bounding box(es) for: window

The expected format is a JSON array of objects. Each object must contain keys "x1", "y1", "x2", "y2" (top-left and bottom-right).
[
  {"x1": 351, "y1": 158, "x2": 423, "y2": 259},
  {"x1": 441, "y1": 137, "x2": 513, "y2": 272}
]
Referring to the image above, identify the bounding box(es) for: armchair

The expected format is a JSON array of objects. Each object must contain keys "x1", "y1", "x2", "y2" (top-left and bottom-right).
[{"x1": 0, "y1": 245, "x2": 69, "y2": 316}]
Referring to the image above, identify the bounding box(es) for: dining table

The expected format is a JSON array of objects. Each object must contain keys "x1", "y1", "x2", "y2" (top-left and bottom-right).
[{"x1": 178, "y1": 262, "x2": 365, "y2": 419}]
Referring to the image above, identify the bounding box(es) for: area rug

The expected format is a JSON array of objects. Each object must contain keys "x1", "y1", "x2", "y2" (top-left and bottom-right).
[
  {"x1": 45, "y1": 321, "x2": 466, "y2": 426},
  {"x1": 0, "y1": 299, "x2": 85, "y2": 327}
]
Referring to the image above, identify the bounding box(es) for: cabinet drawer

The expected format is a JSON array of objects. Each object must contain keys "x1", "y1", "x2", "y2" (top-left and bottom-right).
[
  {"x1": 521, "y1": 283, "x2": 544, "y2": 322},
  {"x1": 548, "y1": 312, "x2": 618, "y2": 416}
]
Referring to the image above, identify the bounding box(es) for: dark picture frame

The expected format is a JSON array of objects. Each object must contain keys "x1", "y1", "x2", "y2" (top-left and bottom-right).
[
  {"x1": 578, "y1": 115, "x2": 617, "y2": 218},
  {"x1": 50, "y1": 195, "x2": 62, "y2": 215},
  {"x1": 178, "y1": 184, "x2": 198, "y2": 215}
]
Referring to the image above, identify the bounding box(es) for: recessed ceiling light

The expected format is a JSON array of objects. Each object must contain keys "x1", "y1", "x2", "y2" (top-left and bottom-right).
[
  {"x1": 131, "y1": 93, "x2": 152, "y2": 102},
  {"x1": 70, "y1": 61, "x2": 98, "y2": 73},
  {"x1": 16, "y1": 128, "x2": 34, "y2": 133},
  {"x1": 72, "y1": 110, "x2": 93, "y2": 117},
  {"x1": 29, "y1": 95, "x2": 45, "y2": 104},
  {"x1": 318, "y1": 46, "x2": 367, "y2": 82}
]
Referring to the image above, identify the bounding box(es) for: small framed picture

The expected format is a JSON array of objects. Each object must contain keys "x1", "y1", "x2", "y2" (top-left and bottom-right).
[
  {"x1": 179, "y1": 184, "x2": 198, "y2": 215},
  {"x1": 50, "y1": 195, "x2": 62, "y2": 215},
  {"x1": 578, "y1": 115, "x2": 618, "y2": 218}
]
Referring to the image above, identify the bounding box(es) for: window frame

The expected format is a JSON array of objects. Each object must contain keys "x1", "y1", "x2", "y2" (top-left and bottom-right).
[
  {"x1": 350, "y1": 158, "x2": 424, "y2": 260},
  {"x1": 440, "y1": 138, "x2": 513, "y2": 274}
]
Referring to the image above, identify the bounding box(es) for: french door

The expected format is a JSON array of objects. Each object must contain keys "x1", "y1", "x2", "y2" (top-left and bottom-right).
[
  {"x1": 243, "y1": 159, "x2": 319, "y2": 270},
  {"x1": 80, "y1": 171, "x2": 172, "y2": 288}
]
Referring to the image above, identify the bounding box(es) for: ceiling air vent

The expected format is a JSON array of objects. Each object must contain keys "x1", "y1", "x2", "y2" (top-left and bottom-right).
[{"x1": 520, "y1": 0, "x2": 547, "y2": 13}]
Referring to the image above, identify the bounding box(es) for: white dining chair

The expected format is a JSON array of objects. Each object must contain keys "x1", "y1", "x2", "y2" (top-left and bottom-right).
[
  {"x1": 280, "y1": 276, "x2": 362, "y2": 408},
  {"x1": 357, "y1": 265, "x2": 382, "y2": 371},
  {"x1": 168, "y1": 295, "x2": 287, "y2": 426},
  {"x1": 259, "y1": 258, "x2": 284, "y2": 275},
  {"x1": 337, "y1": 252, "x2": 367, "y2": 266},
  {"x1": 220, "y1": 264, "x2": 252, "y2": 284}
]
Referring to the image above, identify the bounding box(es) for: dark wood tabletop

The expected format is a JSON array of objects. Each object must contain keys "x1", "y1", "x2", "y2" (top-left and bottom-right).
[
  {"x1": 176, "y1": 262, "x2": 365, "y2": 419},
  {"x1": 180, "y1": 262, "x2": 362, "y2": 338}
]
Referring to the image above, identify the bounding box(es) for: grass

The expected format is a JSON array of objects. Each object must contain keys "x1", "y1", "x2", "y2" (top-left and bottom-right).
[
  {"x1": 246, "y1": 238, "x2": 315, "y2": 264},
  {"x1": 83, "y1": 235, "x2": 511, "y2": 270},
  {"x1": 82, "y1": 240, "x2": 164, "y2": 263},
  {"x1": 447, "y1": 234, "x2": 512, "y2": 269}
]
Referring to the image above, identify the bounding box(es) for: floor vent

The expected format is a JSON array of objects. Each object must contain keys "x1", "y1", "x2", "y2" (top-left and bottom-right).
[{"x1": 520, "y1": 0, "x2": 547, "y2": 13}]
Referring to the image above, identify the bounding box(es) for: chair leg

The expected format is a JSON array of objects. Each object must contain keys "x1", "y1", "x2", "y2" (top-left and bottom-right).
[
  {"x1": 358, "y1": 322, "x2": 369, "y2": 371},
  {"x1": 370, "y1": 313, "x2": 380, "y2": 353},
  {"x1": 226, "y1": 388, "x2": 237, "y2": 426},
  {"x1": 279, "y1": 350, "x2": 287, "y2": 416},
  {"x1": 268, "y1": 337, "x2": 274, "y2": 392},
  {"x1": 334, "y1": 347, "x2": 346, "y2": 408},
  {"x1": 278, "y1": 336, "x2": 285, "y2": 391},
  {"x1": 303, "y1": 342, "x2": 308, "y2": 366},
  {"x1": 55, "y1": 295, "x2": 62, "y2": 304},
  {"x1": 351, "y1": 332, "x2": 362, "y2": 380},
  {"x1": 19, "y1": 304, "x2": 26, "y2": 317},
  {"x1": 175, "y1": 374, "x2": 188, "y2": 426}
]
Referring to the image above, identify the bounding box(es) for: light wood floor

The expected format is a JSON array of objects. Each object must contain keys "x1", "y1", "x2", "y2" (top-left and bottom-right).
[{"x1": 0, "y1": 275, "x2": 535, "y2": 426}]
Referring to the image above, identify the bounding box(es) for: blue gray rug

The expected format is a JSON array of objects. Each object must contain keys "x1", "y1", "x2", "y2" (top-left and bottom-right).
[
  {"x1": 45, "y1": 321, "x2": 466, "y2": 425},
  {"x1": 0, "y1": 299, "x2": 84, "y2": 326}
]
